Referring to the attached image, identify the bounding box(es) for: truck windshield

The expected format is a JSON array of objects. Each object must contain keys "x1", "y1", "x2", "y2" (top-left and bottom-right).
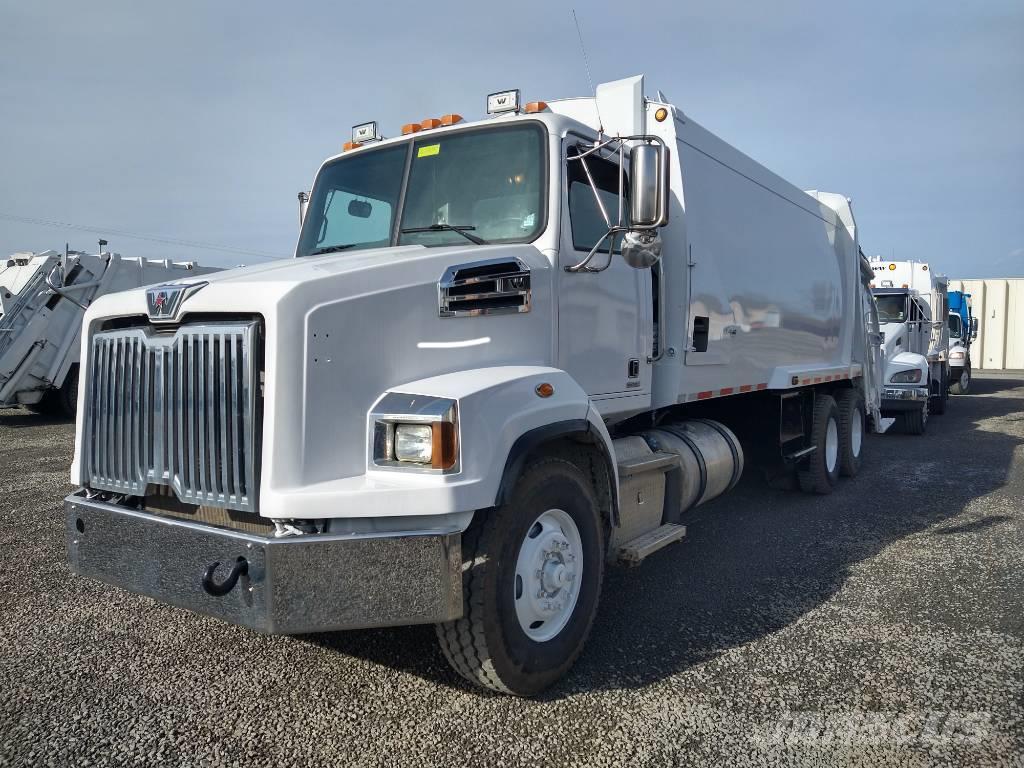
[
  {"x1": 297, "y1": 123, "x2": 545, "y2": 257},
  {"x1": 874, "y1": 293, "x2": 908, "y2": 323},
  {"x1": 948, "y1": 314, "x2": 963, "y2": 338}
]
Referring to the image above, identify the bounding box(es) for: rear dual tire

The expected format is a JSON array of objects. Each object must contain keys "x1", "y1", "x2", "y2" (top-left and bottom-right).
[
  {"x1": 25, "y1": 367, "x2": 78, "y2": 419},
  {"x1": 798, "y1": 395, "x2": 841, "y2": 494}
]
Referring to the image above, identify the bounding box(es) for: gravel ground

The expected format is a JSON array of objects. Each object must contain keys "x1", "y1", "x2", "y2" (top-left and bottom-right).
[{"x1": 1, "y1": 374, "x2": 1022, "y2": 767}]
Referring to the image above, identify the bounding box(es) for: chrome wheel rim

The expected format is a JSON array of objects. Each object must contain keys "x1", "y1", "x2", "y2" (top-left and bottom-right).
[
  {"x1": 960, "y1": 370, "x2": 970, "y2": 390},
  {"x1": 513, "y1": 508, "x2": 583, "y2": 642},
  {"x1": 825, "y1": 417, "x2": 839, "y2": 473}
]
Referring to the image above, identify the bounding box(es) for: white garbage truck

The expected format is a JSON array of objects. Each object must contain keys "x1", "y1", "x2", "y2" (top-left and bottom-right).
[
  {"x1": 66, "y1": 75, "x2": 918, "y2": 696},
  {"x1": 1, "y1": 248, "x2": 220, "y2": 416},
  {"x1": 869, "y1": 258, "x2": 950, "y2": 431}
]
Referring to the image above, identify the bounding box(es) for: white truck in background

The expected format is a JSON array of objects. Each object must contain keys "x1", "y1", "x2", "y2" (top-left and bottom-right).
[
  {"x1": 0, "y1": 248, "x2": 220, "y2": 416},
  {"x1": 65, "y1": 75, "x2": 924, "y2": 696},
  {"x1": 869, "y1": 258, "x2": 950, "y2": 432},
  {"x1": 947, "y1": 289, "x2": 977, "y2": 394}
]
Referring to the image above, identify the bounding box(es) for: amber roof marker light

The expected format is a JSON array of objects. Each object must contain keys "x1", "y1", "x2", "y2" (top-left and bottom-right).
[
  {"x1": 654, "y1": 107, "x2": 669, "y2": 122},
  {"x1": 524, "y1": 101, "x2": 548, "y2": 114}
]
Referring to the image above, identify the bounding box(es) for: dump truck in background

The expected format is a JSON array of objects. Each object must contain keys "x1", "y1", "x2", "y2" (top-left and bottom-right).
[
  {"x1": 65, "y1": 75, "x2": 926, "y2": 696},
  {"x1": 869, "y1": 258, "x2": 950, "y2": 429},
  {"x1": 947, "y1": 289, "x2": 977, "y2": 394},
  {"x1": 0, "y1": 248, "x2": 220, "y2": 416}
]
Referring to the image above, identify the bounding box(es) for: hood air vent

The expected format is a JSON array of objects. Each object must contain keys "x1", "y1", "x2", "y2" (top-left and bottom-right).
[{"x1": 438, "y1": 257, "x2": 531, "y2": 317}]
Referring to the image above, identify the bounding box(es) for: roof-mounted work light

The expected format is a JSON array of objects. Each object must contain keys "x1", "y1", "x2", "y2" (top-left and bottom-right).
[
  {"x1": 487, "y1": 89, "x2": 521, "y2": 115},
  {"x1": 352, "y1": 121, "x2": 379, "y2": 144}
]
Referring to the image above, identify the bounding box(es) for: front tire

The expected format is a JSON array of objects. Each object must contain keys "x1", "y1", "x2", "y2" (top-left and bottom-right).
[
  {"x1": 798, "y1": 394, "x2": 841, "y2": 494},
  {"x1": 899, "y1": 404, "x2": 928, "y2": 435},
  {"x1": 435, "y1": 455, "x2": 605, "y2": 696},
  {"x1": 950, "y1": 364, "x2": 971, "y2": 395}
]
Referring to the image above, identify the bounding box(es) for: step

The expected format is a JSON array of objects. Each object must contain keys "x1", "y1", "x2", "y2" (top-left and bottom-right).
[
  {"x1": 617, "y1": 523, "x2": 687, "y2": 566},
  {"x1": 616, "y1": 451, "x2": 678, "y2": 479}
]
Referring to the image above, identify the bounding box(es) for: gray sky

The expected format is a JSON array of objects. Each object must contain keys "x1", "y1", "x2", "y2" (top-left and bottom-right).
[{"x1": 1, "y1": 0, "x2": 1021, "y2": 277}]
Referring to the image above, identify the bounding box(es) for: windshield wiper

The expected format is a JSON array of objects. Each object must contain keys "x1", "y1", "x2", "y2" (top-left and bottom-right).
[
  {"x1": 310, "y1": 243, "x2": 358, "y2": 255},
  {"x1": 400, "y1": 224, "x2": 488, "y2": 245}
]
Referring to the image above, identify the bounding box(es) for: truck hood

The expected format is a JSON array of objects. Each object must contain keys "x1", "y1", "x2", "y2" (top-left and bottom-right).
[
  {"x1": 878, "y1": 321, "x2": 907, "y2": 361},
  {"x1": 80, "y1": 243, "x2": 555, "y2": 491}
]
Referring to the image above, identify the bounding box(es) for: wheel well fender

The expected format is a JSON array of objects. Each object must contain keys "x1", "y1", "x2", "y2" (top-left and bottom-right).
[{"x1": 495, "y1": 414, "x2": 619, "y2": 527}]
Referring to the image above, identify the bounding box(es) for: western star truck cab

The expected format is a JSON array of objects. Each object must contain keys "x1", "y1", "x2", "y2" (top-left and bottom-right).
[
  {"x1": 66, "y1": 76, "x2": 913, "y2": 695},
  {"x1": 947, "y1": 289, "x2": 977, "y2": 394}
]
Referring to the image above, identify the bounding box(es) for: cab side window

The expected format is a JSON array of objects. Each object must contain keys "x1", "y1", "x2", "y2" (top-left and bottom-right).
[{"x1": 566, "y1": 146, "x2": 628, "y2": 253}]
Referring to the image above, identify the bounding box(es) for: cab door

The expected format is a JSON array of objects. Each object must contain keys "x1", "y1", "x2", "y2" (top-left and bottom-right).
[{"x1": 556, "y1": 138, "x2": 651, "y2": 403}]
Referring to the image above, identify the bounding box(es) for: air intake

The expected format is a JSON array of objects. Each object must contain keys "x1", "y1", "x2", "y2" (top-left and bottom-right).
[{"x1": 438, "y1": 257, "x2": 531, "y2": 317}]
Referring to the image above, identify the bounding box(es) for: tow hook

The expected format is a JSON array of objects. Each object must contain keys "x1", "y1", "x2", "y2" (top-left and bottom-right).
[{"x1": 202, "y1": 558, "x2": 249, "y2": 597}]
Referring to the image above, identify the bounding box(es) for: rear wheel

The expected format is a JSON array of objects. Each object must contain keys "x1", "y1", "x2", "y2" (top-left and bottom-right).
[
  {"x1": 55, "y1": 366, "x2": 79, "y2": 419},
  {"x1": 798, "y1": 394, "x2": 841, "y2": 494},
  {"x1": 899, "y1": 404, "x2": 928, "y2": 435},
  {"x1": 835, "y1": 390, "x2": 865, "y2": 478},
  {"x1": 950, "y1": 364, "x2": 971, "y2": 395},
  {"x1": 435, "y1": 455, "x2": 605, "y2": 696}
]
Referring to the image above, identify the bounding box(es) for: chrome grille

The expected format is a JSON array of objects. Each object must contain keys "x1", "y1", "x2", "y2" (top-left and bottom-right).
[{"x1": 85, "y1": 320, "x2": 260, "y2": 513}]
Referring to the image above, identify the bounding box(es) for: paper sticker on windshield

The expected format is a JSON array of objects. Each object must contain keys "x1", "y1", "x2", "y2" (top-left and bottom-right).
[{"x1": 417, "y1": 144, "x2": 440, "y2": 158}]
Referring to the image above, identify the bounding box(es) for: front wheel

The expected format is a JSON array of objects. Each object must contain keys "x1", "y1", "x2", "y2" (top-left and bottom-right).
[
  {"x1": 435, "y1": 454, "x2": 605, "y2": 696},
  {"x1": 950, "y1": 365, "x2": 971, "y2": 395},
  {"x1": 899, "y1": 404, "x2": 928, "y2": 435}
]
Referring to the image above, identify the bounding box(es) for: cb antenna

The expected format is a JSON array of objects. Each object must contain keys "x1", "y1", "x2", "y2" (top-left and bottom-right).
[{"x1": 572, "y1": 9, "x2": 603, "y2": 136}]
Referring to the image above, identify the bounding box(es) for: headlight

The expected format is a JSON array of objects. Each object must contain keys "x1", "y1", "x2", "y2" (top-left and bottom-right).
[
  {"x1": 394, "y1": 424, "x2": 433, "y2": 463},
  {"x1": 370, "y1": 393, "x2": 459, "y2": 472},
  {"x1": 950, "y1": 351, "x2": 965, "y2": 360},
  {"x1": 890, "y1": 369, "x2": 923, "y2": 383}
]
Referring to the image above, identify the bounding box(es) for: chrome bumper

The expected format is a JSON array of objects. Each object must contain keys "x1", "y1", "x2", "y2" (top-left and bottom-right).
[
  {"x1": 881, "y1": 385, "x2": 929, "y2": 411},
  {"x1": 65, "y1": 491, "x2": 463, "y2": 634}
]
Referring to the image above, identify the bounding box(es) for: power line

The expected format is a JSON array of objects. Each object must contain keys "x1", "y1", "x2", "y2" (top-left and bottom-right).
[{"x1": 0, "y1": 212, "x2": 289, "y2": 261}]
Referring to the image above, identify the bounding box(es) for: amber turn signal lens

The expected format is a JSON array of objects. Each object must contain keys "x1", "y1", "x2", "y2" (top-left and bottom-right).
[
  {"x1": 535, "y1": 382, "x2": 554, "y2": 398},
  {"x1": 431, "y1": 421, "x2": 458, "y2": 470},
  {"x1": 654, "y1": 107, "x2": 668, "y2": 122},
  {"x1": 342, "y1": 141, "x2": 362, "y2": 151},
  {"x1": 440, "y1": 113, "x2": 463, "y2": 126},
  {"x1": 524, "y1": 101, "x2": 548, "y2": 114},
  {"x1": 401, "y1": 123, "x2": 422, "y2": 135},
  {"x1": 420, "y1": 117, "x2": 442, "y2": 130}
]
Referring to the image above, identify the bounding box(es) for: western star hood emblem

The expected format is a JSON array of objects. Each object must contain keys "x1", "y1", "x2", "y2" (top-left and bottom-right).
[{"x1": 146, "y1": 281, "x2": 208, "y2": 321}]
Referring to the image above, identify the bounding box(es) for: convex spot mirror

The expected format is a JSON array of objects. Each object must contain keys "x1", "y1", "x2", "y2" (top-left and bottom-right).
[
  {"x1": 971, "y1": 317, "x2": 979, "y2": 339},
  {"x1": 348, "y1": 199, "x2": 373, "y2": 219}
]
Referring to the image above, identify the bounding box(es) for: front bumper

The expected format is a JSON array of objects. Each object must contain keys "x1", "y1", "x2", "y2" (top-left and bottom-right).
[
  {"x1": 65, "y1": 491, "x2": 463, "y2": 634},
  {"x1": 881, "y1": 385, "x2": 929, "y2": 412}
]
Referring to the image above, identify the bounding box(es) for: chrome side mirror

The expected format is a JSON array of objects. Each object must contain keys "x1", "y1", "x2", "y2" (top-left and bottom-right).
[
  {"x1": 298, "y1": 191, "x2": 310, "y2": 227},
  {"x1": 629, "y1": 144, "x2": 661, "y2": 228},
  {"x1": 970, "y1": 317, "x2": 979, "y2": 339}
]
